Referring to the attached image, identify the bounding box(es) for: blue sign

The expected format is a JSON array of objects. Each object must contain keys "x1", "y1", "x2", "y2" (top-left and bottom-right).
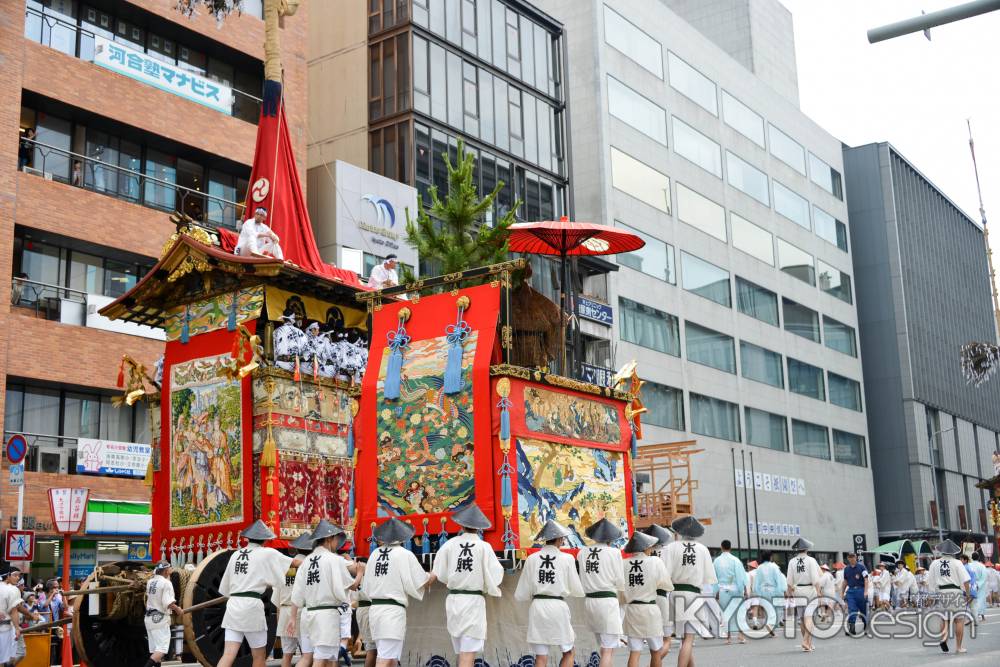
[
  {"x1": 127, "y1": 542, "x2": 151, "y2": 562},
  {"x1": 92, "y1": 35, "x2": 234, "y2": 114},
  {"x1": 5, "y1": 435, "x2": 27, "y2": 465},
  {"x1": 580, "y1": 362, "x2": 614, "y2": 387},
  {"x1": 577, "y1": 297, "x2": 613, "y2": 325}
]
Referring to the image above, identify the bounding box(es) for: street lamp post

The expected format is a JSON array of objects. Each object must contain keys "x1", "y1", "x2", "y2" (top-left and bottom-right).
[{"x1": 928, "y1": 426, "x2": 955, "y2": 543}]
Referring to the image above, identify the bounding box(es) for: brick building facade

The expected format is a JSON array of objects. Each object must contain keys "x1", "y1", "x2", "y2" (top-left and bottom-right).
[{"x1": 0, "y1": 0, "x2": 306, "y2": 577}]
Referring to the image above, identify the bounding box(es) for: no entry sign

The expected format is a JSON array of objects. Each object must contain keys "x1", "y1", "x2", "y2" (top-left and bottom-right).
[{"x1": 5, "y1": 435, "x2": 27, "y2": 465}]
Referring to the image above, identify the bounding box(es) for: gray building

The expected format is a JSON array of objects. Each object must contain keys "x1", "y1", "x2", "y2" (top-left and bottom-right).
[
  {"x1": 844, "y1": 142, "x2": 1000, "y2": 544},
  {"x1": 538, "y1": 0, "x2": 877, "y2": 559}
]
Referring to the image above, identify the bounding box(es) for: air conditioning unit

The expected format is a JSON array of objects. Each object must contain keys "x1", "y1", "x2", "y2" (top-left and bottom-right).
[{"x1": 23, "y1": 167, "x2": 44, "y2": 177}]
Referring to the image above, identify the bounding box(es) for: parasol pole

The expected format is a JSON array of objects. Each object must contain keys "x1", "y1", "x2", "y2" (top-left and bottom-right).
[{"x1": 560, "y1": 235, "x2": 569, "y2": 374}]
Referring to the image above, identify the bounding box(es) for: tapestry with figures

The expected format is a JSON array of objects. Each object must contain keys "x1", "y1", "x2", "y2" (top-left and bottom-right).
[
  {"x1": 523, "y1": 386, "x2": 621, "y2": 445},
  {"x1": 251, "y1": 374, "x2": 351, "y2": 458},
  {"x1": 278, "y1": 452, "x2": 353, "y2": 539},
  {"x1": 516, "y1": 437, "x2": 628, "y2": 549}
]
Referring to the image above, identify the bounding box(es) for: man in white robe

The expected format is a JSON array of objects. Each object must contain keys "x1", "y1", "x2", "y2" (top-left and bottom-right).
[
  {"x1": 235, "y1": 207, "x2": 283, "y2": 259},
  {"x1": 663, "y1": 516, "x2": 715, "y2": 667},
  {"x1": 273, "y1": 313, "x2": 308, "y2": 373},
  {"x1": 622, "y1": 531, "x2": 671, "y2": 667},
  {"x1": 643, "y1": 524, "x2": 675, "y2": 652},
  {"x1": 514, "y1": 520, "x2": 584, "y2": 667},
  {"x1": 927, "y1": 540, "x2": 971, "y2": 653},
  {"x1": 0, "y1": 570, "x2": 22, "y2": 667},
  {"x1": 752, "y1": 551, "x2": 786, "y2": 636},
  {"x1": 577, "y1": 518, "x2": 625, "y2": 666},
  {"x1": 785, "y1": 538, "x2": 822, "y2": 653},
  {"x1": 288, "y1": 520, "x2": 357, "y2": 667},
  {"x1": 361, "y1": 518, "x2": 429, "y2": 667},
  {"x1": 713, "y1": 539, "x2": 749, "y2": 643},
  {"x1": 278, "y1": 533, "x2": 314, "y2": 667},
  {"x1": 218, "y1": 521, "x2": 295, "y2": 667},
  {"x1": 430, "y1": 504, "x2": 504, "y2": 667},
  {"x1": 367, "y1": 255, "x2": 398, "y2": 290},
  {"x1": 143, "y1": 561, "x2": 182, "y2": 667}
]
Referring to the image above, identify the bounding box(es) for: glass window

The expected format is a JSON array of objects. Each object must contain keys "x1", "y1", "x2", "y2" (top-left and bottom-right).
[
  {"x1": 34, "y1": 111, "x2": 72, "y2": 182},
  {"x1": 736, "y1": 277, "x2": 779, "y2": 326},
  {"x1": 21, "y1": 385, "x2": 60, "y2": 438},
  {"x1": 64, "y1": 391, "x2": 100, "y2": 439},
  {"x1": 773, "y1": 180, "x2": 810, "y2": 229},
  {"x1": 792, "y1": 419, "x2": 830, "y2": 460},
  {"x1": 681, "y1": 252, "x2": 730, "y2": 307},
  {"x1": 814, "y1": 206, "x2": 848, "y2": 252},
  {"x1": 607, "y1": 76, "x2": 666, "y2": 145},
  {"x1": 768, "y1": 124, "x2": 806, "y2": 174},
  {"x1": 690, "y1": 393, "x2": 740, "y2": 442},
  {"x1": 521, "y1": 91, "x2": 536, "y2": 164},
  {"x1": 667, "y1": 52, "x2": 717, "y2": 115},
  {"x1": 478, "y1": 71, "x2": 494, "y2": 144},
  {"x1": 491, "y1": 0, "x2": 505, "y2": 66},
  {"x1": 413, "y1": 35, "x2": 429, "y2": 114},
  {"x1": 29, "y1": 0, "x2": 78, "y2": 57},
  {"x1": 619, "y1": 297, "x2": 680, "y2": 355},
  {"x1": 740, "y1": 341, "x2": 783, "y2": 388},
  {"x1": 178, "y1": 45, "x2": 207, "y2": 75},
  {"x1": 721, "y1": 91, "x2": 764, "y2": 147},
  {"x1": 745, "y1": 407, "x2": 788, "y2": 451},
  {"x1": 833, "y1": 430, "x2": 867, "y2": 466},
  {"x1": 610, "y1": 148, "x2": 670, "y2": 213},
  {"x1": 788, "y1": 358, "x2": 825, "y2": 400},
  {"x1": 446, "y1": 51, "x2": 463, "y2": 128},
  {"x1": 603, "y1": 6, "x2": 662, "y2": 78},
  {"x1": 783, "y1": 298, "x2": 820, "y2": 343},
  {"x1": 143, "y1": 149, "x2": 177, "y2": 212},
  {"x1": 536, "y1": 98, "x2": 552, "y2": 172},
  {"x1": 818, "y1": 260, "x2": 852, "y2": 304},
  {"x1": 823, "y1": 316, "x2": 857, "y2": 356},
  {"x1": 829, "y1": 373, "x2": 862, "y2": 411},
  {"x1": 672, "y1": 117, "x2": 722, "y2": 177},
  {"x1": 685, "y1": 322, "x2": 736, "y2": 373},
  {"x1": 809, "y1": 152, "x2": 844, "y2": 199},
  {"x1": 493, "y1": 76, "x2": 508, "y2": 151},
  {"x1": 726, "y1": 151, "x2": 769, "y2": 205},
  {"x1": 643, "y1": 381, "x2": 684, "y2": 430},
  {"x1": 445, "y1": 0, "x2": 461, "y2": 43},
  {"x1": 616, "y1": 222, "x2": 675, "y2": 283},
  {"x1": 731, "y1": 213, "x2": 774, "y2": 265},
  {"x1": 19, "y1": 239, "x2": 63, "y2": 288},
  {"x1": 520, "y1": 18, "x2": 535, "y2": 88},
  {"x1": 104, "y1": 259, "x2": 138, "y2": 298},
  {"x1": 100, "y1": 395, "x2": 133, "y2": 442},
  {"x1": 676, "y1": 183, "x2": 726, "y2": 241},
  {"x1": 777, "y1": 238, "x2": 815, "y2": 285},
  {"x1": 68, "y1": 251, "x2": 103, "y2": 294},
  {"x1": 429, "y1": 43, "x2": 446, "y2": 121}
]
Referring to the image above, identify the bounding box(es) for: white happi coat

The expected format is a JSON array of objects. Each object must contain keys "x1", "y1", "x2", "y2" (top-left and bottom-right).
[
  {"x1": 273, "y1": 322, "x2": 308, "y2": 371},
  {"x1": 144, "y1": 574, "x2": 175, "y2": 630},
  {"x1": 663, "y1": 540, "x2": 716, "y2": 592},
  {"x1": 219, "y1": 543, "x2": 292, "y2": 632},
  {"x1": 874, "y1": 570, "x2": 892, "y2": 597},
  {"x1": 276, "y1": 564, "x2": 298, "y2": 639},
  {"x1": 514, "y1": 545, "x2": 584, "y2": 645},
  {"x1": 235, "y1": 218, "x2": 283, "y2": 259},
  {"x1": 577, "y1": 543, "x2": 625, "y2": 635},
  {"x1": 623, "y1": 554, "x2": 672, "y2": 640},
  {"x1": 431, "y1": 532, "x2": 504, "y2": 641},
  {"x1": 928, "y1": 556, "x2": 971, "y2": 611},
  {"x1": 818, "y1": 571, "x2": 837, "y2": 599},
  {"x1": 652, "y1": 545, "x2": 673, "y2": 632},
  {"x1": 361, "y1": 545, "x2": 429, "y2": 641},
  {"x1": 786, "y1": 553, "x2": 822, "y2": 604},
  {"x1": 291, "y1": 546, "x2": 352, "y2": 647}
]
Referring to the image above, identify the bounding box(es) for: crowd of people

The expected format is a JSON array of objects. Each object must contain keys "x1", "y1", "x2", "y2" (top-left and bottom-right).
[{"x1": 0, "y1": 569, "x2": 78, "y2": 667}]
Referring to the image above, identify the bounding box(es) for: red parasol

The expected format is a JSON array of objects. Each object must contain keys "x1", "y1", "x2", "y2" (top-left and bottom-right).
[{"x1": 507, "y1": 216, "x2": 644, "y2": 373}]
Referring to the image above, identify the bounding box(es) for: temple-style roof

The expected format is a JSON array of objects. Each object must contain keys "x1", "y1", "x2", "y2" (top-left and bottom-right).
[{"x1": 100, "y1": 228, "x2": 369, "y2": 328}]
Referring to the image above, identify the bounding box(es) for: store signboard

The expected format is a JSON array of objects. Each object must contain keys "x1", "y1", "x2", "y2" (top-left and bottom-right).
[
  {"x1": 76, "y1": 438, "x2": 151, "y2": 478},
  {"x1": 55, "y1": 540, "x2": 97, "y2": 579},
  {"x1": 48, "y1": 488, "x2": 90, "y2": 533}
]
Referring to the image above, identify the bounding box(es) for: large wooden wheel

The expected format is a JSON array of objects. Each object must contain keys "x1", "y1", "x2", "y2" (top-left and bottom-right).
[
  {"x1": 72, "y1": 561, "x2": 151, "y2": 666},
  {"x1": 182, "y1": 549, "x2": 278, "y2": 667}
]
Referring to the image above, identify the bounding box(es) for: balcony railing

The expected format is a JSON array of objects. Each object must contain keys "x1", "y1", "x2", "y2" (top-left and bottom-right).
[
  {"x1": 11, "y1": 278, "x2": 88, "y2": 325},
  {"x1": 21, "y1": 139, "x2": 246, "y2": 229},
  {"x1": 24, "y1": 6, "x2": 263, "y2": 123}
]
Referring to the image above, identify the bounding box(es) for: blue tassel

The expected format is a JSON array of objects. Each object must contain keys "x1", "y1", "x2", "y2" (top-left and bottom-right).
[
  {"x1": 498, "y1": 397, "x2": 511, "y2": 441},
  {"x1": 403, "y1": 528, "x2": 413, "y2": 553},
  {"x1": 346, "y1": 422, "x2": 355, "y2": 457},
  {"x1": 227, "y1": 292, "x2": 238, "y2": 331},
  {"x1": 438, "y1": 517, "x2": 449, "y2": 548},
  {"x1": 443, "y1": 314, "x2": 471, "y2": 395},
  {"x1": 348, "y1": 483, "x2": 355, "y2": 518},
  {"x1": 502, "y1": 519, "x2": 517, "y2": 551},
  {"x1": 499, "y1": 458, "x2": 513, "y2": 508},
  {"x1": 422, "y1": 531, "x2": 431, "y2": 556},
  {"x1": 384, "y1": 323, "x2": 410, "y2": 400},
  {"x1": 631, "y1": 477, "x2": 639, "y2": 516},
  {"x1": 368, "y1": 531, "x2": 377, "y2": 554},
  {"x1": 630, "y1": 427, "x2": 638, "y2": 460},
  {"x1": 180, "y1": 305, "x2": 190, "y2": 343}
]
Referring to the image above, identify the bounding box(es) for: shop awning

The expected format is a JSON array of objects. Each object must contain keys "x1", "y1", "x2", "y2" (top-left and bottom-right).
[{"x1": 871, "y1": 539, "x2": 916, "y2": 558}]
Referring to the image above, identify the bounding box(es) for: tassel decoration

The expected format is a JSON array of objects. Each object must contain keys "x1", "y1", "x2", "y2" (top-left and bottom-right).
[
  {"x1": 180, "y1": 305, "x2": 190, "y2": 343},
  {"x1": 443, "y1": 296, "x2": 471, "y2": 394},
  {"x1": 498, "y1": 458, "x2": 514, "y2": 508},
  {"x1": 438, "y1": 517, "x2": 449, "y2": 548},
  {"x1": 293, "y1": 355, "x2": 301, "y2": 382},
  {"x1": 403, "y1": 521, "x2": 413, "y2": 552},
  {"x1": 384, "y1": 308, "x2": 411, "y2": 400},
  {"x1": 143, "y1": 455, "x2": 154, "y2": 487},
  {"x1": 348, "y1": 482, "x2": 355, "y2": 519},
  {"x1": 227, "y1": 291, "x2": 238, "y2": 331},
  {"x1": 368, "y1": 522, "x2": 378, "y2": 554},
  {"x1": 421, "y1": 518, "x2": 431, "y2": 557},
  {"x1": 501, "y1": 509, "x2": 517, "y2": 551},
  {"x1": 630, "y1": 427, "x2": 638, "y2": 460},
  {"x1": 116, "y1": 357, "x2": 126, "y2": 388}
]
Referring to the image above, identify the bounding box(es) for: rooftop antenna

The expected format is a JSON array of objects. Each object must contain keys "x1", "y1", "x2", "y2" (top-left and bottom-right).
[{"x1": 967, "y1": 119, "x2": 1000, "y2": 341}]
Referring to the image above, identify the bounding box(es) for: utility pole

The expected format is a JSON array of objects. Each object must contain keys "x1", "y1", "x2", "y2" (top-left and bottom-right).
[{"x1": 867, "y1": 0, "x2": 1000, "y2": 43}]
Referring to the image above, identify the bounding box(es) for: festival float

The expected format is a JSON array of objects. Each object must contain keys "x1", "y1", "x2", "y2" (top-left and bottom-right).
[{"x1": 63, "y1": 2, "x2": 702, "y2": 665}]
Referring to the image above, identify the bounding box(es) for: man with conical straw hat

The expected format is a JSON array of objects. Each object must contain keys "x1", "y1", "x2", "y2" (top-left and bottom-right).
[
  {"x1": 662, "y1": 516, "x2": 715, "y2": 667},
  {"x1": 577, "y1": 518, "x2": 625, "y2": 667},
  {"x1": 785, "y1": 537, "x2": 822, "y2": 652},
  {"x1": 927, "y1": 539, "x2": 971, "y2": 654},
  {"x1": 622, "y1": 530, "x2": 672, "y2": 667},
  {"x1": 278, "y1": 532, "x2": 314, "y2": 667}
]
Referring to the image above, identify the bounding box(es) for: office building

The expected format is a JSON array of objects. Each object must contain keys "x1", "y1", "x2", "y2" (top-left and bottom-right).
[
  {"x1": 537, "y1": 0, "x2": 876, "y2": 559},
  {"x1": 845, "y1": 142, "x2": 1000, "y2": 545},
  {"x1": 2, "y1": 0, "x2": 305, "y2": 577}
]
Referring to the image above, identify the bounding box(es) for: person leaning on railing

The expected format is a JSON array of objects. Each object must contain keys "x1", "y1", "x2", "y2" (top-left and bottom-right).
[
  {"x1": 10, "y1": 273, "x2": 28, "y2": 306},
  {"x1": 17, "y1": 129, "x2": 35, "y2": 171}
]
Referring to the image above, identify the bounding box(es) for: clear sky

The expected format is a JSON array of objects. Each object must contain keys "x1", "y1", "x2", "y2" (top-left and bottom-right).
[{"x1": 781, "y1": 0, "x2": 999, "y2": 229}]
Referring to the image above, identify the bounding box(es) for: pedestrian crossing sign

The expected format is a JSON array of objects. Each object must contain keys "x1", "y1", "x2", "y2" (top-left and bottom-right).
[{"x1": 4, "y1": 530, "x2": 34, "y2": 561}]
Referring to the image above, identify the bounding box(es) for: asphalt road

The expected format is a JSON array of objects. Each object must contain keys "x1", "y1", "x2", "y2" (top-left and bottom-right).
[{"x1": 171, "y1": 606, "x2": 1000, "y2": 667}]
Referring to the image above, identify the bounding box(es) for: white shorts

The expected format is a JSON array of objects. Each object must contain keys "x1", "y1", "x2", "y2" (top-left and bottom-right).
[
  {"x1": 300, "y1": 634, "x2": 314, "y2": 655},
  {"x1": 530, "y1": 643, "x2": 573, "y2": 656},
  {"x1": 375, "y1": 638, "x2": 404, "y2": 660},
  {"x1": 313, "y1": 644, "x2": 338, "y2": 660},
  {"x1": 0, "y1": 628, "x2": 12, "y2": 663},
  {"x1": 451, "y1": 635, "x2": 485, "y2": 654},
  {"x1": 878, "y1": 592, "x2": 890, "y2": 602},
  {"x1": 341, "y1": 608, "x2": 352, "y2": 639},
  {"x1": 147, "y1": 625, "x2": 171, "y2": 654},
  {"x1": 279, "y1": 635, "x2": 299, "y2": 655},
  {"x1": 595, "y1": 632, "x2": 619, "y2": 649},
  {"x1": 224, "y1": 628, "x2": 268, "y2": 649},
  {"x1": 628, "y1": 636, "x2": 664, "y2": 652}
]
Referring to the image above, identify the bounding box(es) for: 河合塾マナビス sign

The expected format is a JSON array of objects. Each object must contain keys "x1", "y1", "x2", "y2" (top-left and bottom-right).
[
  {"x1": 76, "y1": 438, "x2": 151, "y2": 479},
  {"x1": 92, "y1": 35, "x2": 234, "y2": 115}
]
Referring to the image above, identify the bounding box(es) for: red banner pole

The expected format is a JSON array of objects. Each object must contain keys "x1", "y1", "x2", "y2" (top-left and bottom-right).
[{"x1": 61, "y1": 533, "x2": 72, "y2": 667}]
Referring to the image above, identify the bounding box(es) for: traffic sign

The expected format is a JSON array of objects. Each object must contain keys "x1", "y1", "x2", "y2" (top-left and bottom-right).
[
  {"x1": 48, "y1": 488, "x2": 90, "y2": 534},
  {"x1": 4, "y1": 530, "x2": 34, "y2": 561},
  {"x1": 5, "y1": 435, "x2": 27, "y2": 465},
  {"x1": 8, "y1": 464, "x2": 23, "y2": 487},
  {"x1": 853, "y1": 533, "x2": 867, "y2": 554}
]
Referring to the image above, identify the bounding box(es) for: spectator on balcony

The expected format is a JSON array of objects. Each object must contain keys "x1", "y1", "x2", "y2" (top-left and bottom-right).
[
  {"x1": 71, "y1": 161, "x2": 82, "y2": 187},
  {"x1": 235, "y1": 207, "x2": 283, "y2": 260},
  {"x1": 17, "y1": 129, "x2": 35, "y2": 171},
  {"x1": 10, "y1": 273, "x2": 28, "y2": 306}
]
